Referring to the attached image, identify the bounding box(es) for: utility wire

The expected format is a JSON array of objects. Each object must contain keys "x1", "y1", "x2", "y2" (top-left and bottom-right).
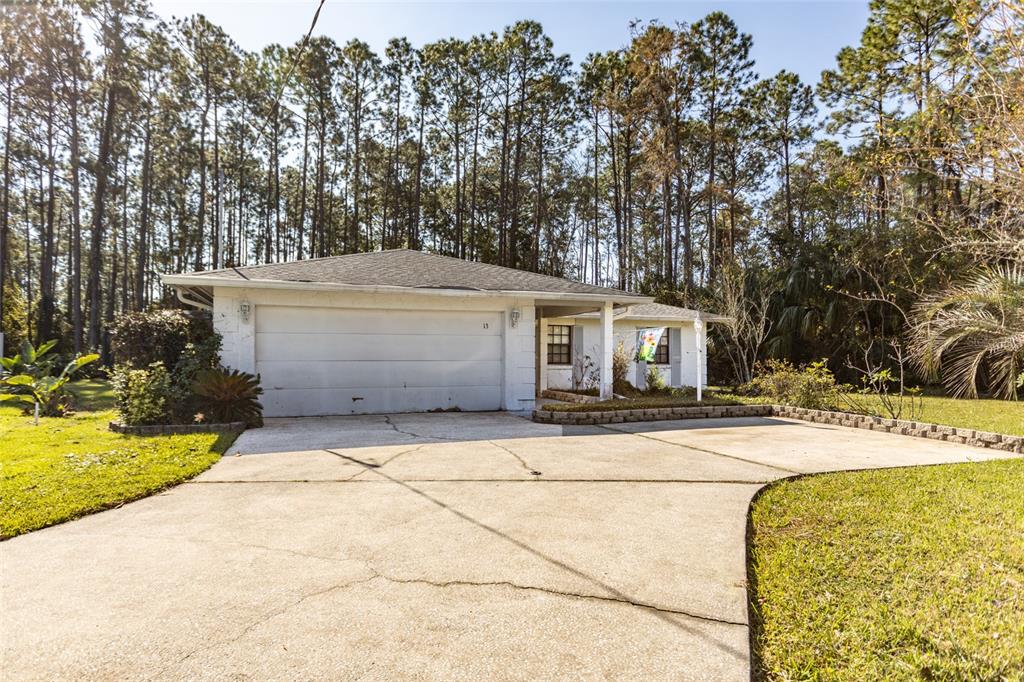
[{"x1": 249, "y1": 0, "x2": 325, "y2": 148}]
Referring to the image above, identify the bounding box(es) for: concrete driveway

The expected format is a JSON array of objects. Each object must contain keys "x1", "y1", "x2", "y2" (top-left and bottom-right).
[{"x1": 1, "y1": 413, "x2": 1014, "y2": 680}]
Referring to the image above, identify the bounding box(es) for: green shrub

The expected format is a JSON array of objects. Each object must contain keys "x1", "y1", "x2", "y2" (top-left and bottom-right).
[
  {"x1": 110, "y1": 363, "x2": 173, "y2": 425},
  {"x1": 109, "y1": 312, "x2": 222, "y2": 426},
  {"x1": 165, "y1": 337, "x2": 222, "y2": 421},
  {"x1": 110, "y1": 310, "x2": 217, "y2": 369},
  {"x1": 645, "y1": 365, "x2": 668, "y2": 394},
  {"x1": 741, "y1": 359, "x2": 847, "y2": 410},
  {"x1": 193, "y1": 368, "x2": 264, "y2": 427}
]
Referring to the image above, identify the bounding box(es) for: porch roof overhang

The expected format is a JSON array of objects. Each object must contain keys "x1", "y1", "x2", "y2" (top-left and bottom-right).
[{"x1": 564, "y1": 302, "x2": 731, "y2": 323}]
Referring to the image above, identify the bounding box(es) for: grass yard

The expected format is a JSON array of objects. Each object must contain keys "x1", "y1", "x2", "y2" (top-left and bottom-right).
[
  {"x1": 67, "y1": 378, "x2": 118, "y2": 411},
  {"x1": 0, "y1": 381, "x2": 235, "y2": 539},
  {"x1": 850, "y1": 394, "x2": 1024, "y2": 437},
  {"x1": 750, "y1": 458, "x2": 1024, "y2": 681},
  {"x1": 717, "y1": 388, "x2": 1024, "y2": 437}
]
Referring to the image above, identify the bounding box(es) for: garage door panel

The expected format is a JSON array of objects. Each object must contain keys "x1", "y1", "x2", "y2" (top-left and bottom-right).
[
  {"x1": 257, "y1": 360, "x2": 502, "y2": 391},
  {"x1": 256, "y1": 332, "x2": 502, "y2": 363},
  {"x1": 261, "y1": 386, "x2": 501, "y2": 417},
  {"x1": 252, "y1": 305, "x2": 506, "y2": 416},
  {"x1": 257, "y1": 306, "x2": 501, "y2": 336}
]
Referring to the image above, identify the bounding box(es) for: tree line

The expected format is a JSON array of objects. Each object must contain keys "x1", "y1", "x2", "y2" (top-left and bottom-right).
[{"x1": 1, "y1": 0, "x2": 1020, "y2": 387}]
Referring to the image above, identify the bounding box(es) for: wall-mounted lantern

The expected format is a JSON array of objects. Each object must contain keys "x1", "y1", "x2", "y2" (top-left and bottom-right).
[
  {"x1": 510, "y1": 307, "x2": 521, "y2": 328},
  {"x1": 239, "y1": 300, "x2": 252, "y2": 323}
]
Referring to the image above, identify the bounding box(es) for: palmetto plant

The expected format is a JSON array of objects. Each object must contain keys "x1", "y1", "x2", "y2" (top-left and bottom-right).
[
  {"x1": 909, "y1": 263, "x2": 1024, "y2": 400},
  {"x1": 192, "y1": 368, "x2": 264, "y2": 427}
]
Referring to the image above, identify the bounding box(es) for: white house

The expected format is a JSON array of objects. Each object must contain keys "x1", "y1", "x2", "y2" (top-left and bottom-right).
[{"x1": 163, "y1": 250, "x2": 723, "y2": 417}]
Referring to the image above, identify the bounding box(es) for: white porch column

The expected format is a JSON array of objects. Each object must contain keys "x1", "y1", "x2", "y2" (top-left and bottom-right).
[
  {"x1": 599, "y1": 301, "x2": 614, "y2": 399},
  {"x1": 538, "y1": 317, "x2": 549, "y2": 394},
  {"x1": 694, "y1": 315, "x2": 705, "y2": 401}
]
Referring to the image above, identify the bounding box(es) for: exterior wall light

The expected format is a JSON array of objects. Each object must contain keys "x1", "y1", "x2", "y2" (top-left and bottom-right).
[
  {"x1": 239, "y1": 300, "x2": 252, "y2": 323},
  {"x1": 510, "y1": 307, "x2": 521, "y2": 328}
]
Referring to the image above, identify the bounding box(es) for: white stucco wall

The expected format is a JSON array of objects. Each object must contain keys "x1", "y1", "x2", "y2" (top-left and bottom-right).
[
  {"x1": 212, "y1": 286, "x2": 536, "y2": 415},
  {"x1": 544, "y1": 317, "x2": 706, "y2": 392}
]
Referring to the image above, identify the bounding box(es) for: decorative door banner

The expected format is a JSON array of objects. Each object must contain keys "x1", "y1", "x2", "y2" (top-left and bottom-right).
[{"x1": 635, "y1": 327, "x2": 666, "y2": 363}]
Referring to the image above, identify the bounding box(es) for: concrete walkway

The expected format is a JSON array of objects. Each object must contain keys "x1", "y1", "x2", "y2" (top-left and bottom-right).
[{"x1": 1, "y1": 413, "x2": 1014, "y2": 680}]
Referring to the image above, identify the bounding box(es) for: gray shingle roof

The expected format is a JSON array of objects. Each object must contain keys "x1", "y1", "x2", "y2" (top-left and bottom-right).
[
  {"x1": 619, "y1": 302, "x2": 726, "y2": 320},
  {"x1": 179, "y1": 249, "x2": 644, "y2": 298},
  {"x1": 575, "y1": 302, "x2": 729, "y2": 321}
]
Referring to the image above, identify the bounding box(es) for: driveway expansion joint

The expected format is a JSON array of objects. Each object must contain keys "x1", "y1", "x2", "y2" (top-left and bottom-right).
[
  {"x1": 189, "y1": 478, "x2": 771, "y2": 484},
  {"x1": 598, "y1": 424, "x2": 801, "y2": 475}
]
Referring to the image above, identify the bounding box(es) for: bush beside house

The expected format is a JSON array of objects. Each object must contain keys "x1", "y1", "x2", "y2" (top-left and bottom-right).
[
  {"x1": 109, "y1": 310, "x2": 263, "y2": 428},
  {"x1": 738, "y1": 359, "x2": 847, "y2": 411}
]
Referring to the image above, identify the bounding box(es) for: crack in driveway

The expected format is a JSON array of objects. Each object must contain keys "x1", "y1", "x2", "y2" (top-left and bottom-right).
[
  {"x1": 487, "y1": 440, "x2": 542, "y2": 476},
  {"x1": 343, "y1": 460, "x2": 750, "y2": 659},
  {"x1": 369, "y1": 573, "x2": 746, "y2": 626},
  {"x1": 150, "y1": 570, "x2": 382, "y2": 680},
  {"x1": 323, "y1": 443, "x2": 428, "y2": 478},
  {"x1": 150, "y1": 558, "x2": 745, "y2": 678},
  {"x1": 383, "y1": 415, "x2": 453, "y2": 441}
]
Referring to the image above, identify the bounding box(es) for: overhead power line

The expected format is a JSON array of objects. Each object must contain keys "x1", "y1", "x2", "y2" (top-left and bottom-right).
[{"x1": 249, "y1": 0, "x2": 325, "y2": 148}]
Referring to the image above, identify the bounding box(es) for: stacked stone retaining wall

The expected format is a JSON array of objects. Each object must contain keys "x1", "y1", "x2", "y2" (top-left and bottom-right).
[
  {"x1": 539, "y1": 389, "x2": 601, "y2": 404},
  {"x1": 532, "y1": 403, "x2": 772, "y2": 425},
  {"x1": 109, "y1": 421, "x2": 246, "y2": 436},
  {"x1": 533, "y1": 403, "x2": 1023, "y2": 454},
  {"x1": 772, "y1": 405, "x2": 1023, "y2": 454}
]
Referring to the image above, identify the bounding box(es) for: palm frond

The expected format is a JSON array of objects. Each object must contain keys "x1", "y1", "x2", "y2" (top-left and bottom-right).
[{"x1": 909, "y1": 263, "x2": 1024, "y2": 399}]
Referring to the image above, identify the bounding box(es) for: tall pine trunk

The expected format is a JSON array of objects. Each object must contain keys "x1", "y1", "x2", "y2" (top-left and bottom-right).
[
  {"x1": 38, "y1": 93, "x2": 57, "y2": 343},
  {"x1": 135, "y1": 114, "x2": 152, "y2": 309},
  {"x1": 87, "y1": 86, "x2": 117, "y2": 349},
  {"x1": 0, "y1": 67, "x2": 12, "y2": 345},
  {"x1": 68, "y1": 66, "x2": 83, "y2": 351}
]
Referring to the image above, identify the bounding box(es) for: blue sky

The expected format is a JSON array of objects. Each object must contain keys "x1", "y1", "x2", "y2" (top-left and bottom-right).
[{"x1": 150, "y1": 1, "x2": 870, "y2": 89}]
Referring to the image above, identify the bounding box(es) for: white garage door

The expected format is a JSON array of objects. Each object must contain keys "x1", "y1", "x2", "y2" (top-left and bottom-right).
[{"x1": 255, "y1": 306, "x2": 503, "y2": 416}]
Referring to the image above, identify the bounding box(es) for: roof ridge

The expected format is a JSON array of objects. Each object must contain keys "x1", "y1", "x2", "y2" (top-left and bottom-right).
[
  {"x1": 404, "y1": 249, "x2": 627, "y2": 292},
  {"x1": 184, "y1": 250, "x2": 389, "y2": 277}
]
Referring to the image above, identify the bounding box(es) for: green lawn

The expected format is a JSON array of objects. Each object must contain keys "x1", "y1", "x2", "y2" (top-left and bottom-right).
[
  {"x1": 850, "y1": 394, "x2": 1024, "y2": 437},
  {"x1": 67, "y1": 378, "x2": 117, "y2": 411},
  {"x1": 717, "y1": 388, "x2": 1024, "y2": 437},
  {"x1": 0, "y1": 381, "x2": 235, "y2": 539},
  {"x1": 750, "y1": 458, "x2": 1024, "y2": 681}
]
